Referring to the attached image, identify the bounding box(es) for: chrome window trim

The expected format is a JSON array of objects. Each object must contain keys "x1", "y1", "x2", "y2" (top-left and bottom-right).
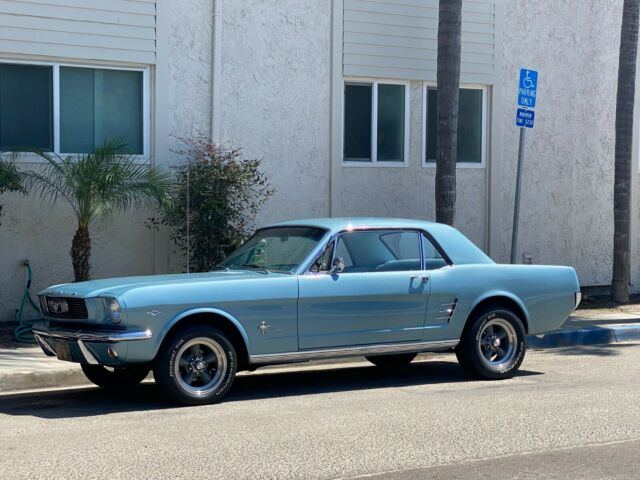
[
  {"x1": 301, "y1": 226, "x2": 453, "y2": 275},
  {"x1": 249, "y1": 339, "x2": 458, "y2": 365}
]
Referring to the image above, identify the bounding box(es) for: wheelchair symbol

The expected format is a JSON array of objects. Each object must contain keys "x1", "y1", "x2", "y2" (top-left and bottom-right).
[{"x1": 522, "y1": 70, "x2": 535, "y2": 89}]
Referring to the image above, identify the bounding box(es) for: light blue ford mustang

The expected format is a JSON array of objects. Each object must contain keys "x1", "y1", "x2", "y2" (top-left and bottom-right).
[{"x1": 33, "y1": 218, "x2": 581, "y2": 404}]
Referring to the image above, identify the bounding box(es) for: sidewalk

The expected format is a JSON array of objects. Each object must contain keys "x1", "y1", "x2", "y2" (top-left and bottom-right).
[{"x1": 1, "y1": 312, "x2": 639, "y2": 394}]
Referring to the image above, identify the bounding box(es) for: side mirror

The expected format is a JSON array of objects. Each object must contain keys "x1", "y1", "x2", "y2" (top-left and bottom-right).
[{"x1": 330, "y1": 257, "x2": 345, "y2": 275}]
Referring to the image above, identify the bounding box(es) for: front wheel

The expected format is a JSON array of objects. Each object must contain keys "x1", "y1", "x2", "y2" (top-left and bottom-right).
[
  {"x1": 153, "y1": 326, "x2": 237, "y2": 405},
  {"x1": 456, "y1": 308, "x2": 526, "y2": 380},
  {"x1": 81, "y1": 363, "x2": 150, "y2": 390}
]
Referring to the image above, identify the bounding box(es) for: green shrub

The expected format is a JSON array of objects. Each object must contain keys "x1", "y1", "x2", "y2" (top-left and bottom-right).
[
  {"x1": 154, "y1": 136, "x2": 274, "y2": 272},
  {"x1": 0, "y1": 158, "x2": 26, "y2": 225}
]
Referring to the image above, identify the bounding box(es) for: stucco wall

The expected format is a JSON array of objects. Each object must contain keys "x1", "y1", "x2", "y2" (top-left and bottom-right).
[
  {"x1": 217, "y1": 0, "x2": 332, "y2": 225},
  {"x1": 494, "y1": 0, "x2": 623, "y2": 287}
]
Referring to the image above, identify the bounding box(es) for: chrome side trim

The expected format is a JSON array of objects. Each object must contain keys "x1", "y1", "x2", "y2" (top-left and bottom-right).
[
  {"x1": 34, "y1": 334, "x2": 57, "y2": 356},
  {"x1": 77, "y1": 340, "x2": 99, "y2": 365},
  {"x1": 249, "y1": 339, "x2": 459, "y2": 365},
  {"x1": 32, "y1": 326, "x2": 152, "y2": 343}
]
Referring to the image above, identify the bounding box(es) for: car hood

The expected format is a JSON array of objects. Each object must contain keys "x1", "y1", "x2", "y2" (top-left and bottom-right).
[{"x1": 40, "y1": 270, "x2": 291, "y2": 298}]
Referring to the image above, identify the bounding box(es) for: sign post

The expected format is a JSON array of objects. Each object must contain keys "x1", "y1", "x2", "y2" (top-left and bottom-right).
[{"x1": 510, "y1": 68, "x2": 538, "y2": 264}]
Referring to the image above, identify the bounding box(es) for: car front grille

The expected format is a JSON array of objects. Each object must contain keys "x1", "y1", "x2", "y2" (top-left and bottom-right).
[{"x1": 45, "y1": 297, "x2": 89, "y2": 320}]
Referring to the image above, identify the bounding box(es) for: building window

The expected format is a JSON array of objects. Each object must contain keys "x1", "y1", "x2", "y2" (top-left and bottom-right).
[
  {"x1": 424, "y1": 86, "x2": 486, "y2": 165},
  {"x1": 344, "y1": 80, "x2": 409, "y2": 164},
  {"x1": 0, "y1": 61, "x2": 148, "y2": 156}
]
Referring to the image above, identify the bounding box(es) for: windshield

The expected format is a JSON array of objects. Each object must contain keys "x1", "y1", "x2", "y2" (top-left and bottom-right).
[{"x1": 220, "y1": 226, "x2": 327, "y2": 273}]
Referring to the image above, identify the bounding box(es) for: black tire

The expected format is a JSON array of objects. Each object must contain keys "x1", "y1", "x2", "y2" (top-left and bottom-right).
[
  {"x1": 153, "y1": 325, "x2": 237, "y2": 405},
  {"x1": 81, "y1": 363, "x2": 150, "y2": 390},
  {"x1": 366, "y1": 353, "x2": 417, "y2": 368},
  {"x1": 456, "y1": 308, "x2": 526, "y2": 380}
]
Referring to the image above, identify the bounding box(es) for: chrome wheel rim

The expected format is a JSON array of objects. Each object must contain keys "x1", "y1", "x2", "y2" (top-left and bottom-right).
[
  {"x1": 477, "y1": 318, "x2": 517, "y2": 370},
  {"x1": 174, "y1": 337, "x2": 227, "y2": 397}
]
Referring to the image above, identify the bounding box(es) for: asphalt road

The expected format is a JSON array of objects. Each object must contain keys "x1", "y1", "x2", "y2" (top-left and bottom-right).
[{"x1": 1, "y1": 344, "x2": 639, "y2": 479}]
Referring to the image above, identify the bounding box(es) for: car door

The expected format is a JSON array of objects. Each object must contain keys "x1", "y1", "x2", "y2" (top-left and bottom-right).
[{"x1": 297, "y1": 229, "x2": 431, "y2": 350}]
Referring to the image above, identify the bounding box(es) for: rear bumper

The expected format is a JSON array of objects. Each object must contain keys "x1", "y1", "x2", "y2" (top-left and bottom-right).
[{"x1": 32, "y1": 323, "x2": 152, "y2": 365}]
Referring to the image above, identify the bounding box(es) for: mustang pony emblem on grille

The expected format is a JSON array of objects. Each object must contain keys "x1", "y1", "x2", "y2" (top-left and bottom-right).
[{"x1": 48, "y1": 299, "x2": 69, "y2": 314}]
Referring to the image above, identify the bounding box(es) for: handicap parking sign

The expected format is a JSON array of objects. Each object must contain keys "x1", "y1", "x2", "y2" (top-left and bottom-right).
[
  {"x1": 516, "y1": 108, "x2": 535, "y2": 128},
  {"x1": 518, "y1": 69, "x2": 538, "y2": 108}
]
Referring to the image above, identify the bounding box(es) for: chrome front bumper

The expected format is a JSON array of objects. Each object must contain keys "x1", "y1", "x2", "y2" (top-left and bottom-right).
[{"x1": 32, "y1": 324, "x2": 152, "y2": 365}]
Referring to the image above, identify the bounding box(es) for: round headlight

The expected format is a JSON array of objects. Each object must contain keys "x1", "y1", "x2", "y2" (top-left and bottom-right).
[{"x1": 109, "y1": 299, "x2": 122, "y2": 323}]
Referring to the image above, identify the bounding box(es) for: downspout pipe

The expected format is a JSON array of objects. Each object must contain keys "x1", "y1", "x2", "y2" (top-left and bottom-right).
[{"x1": 211, "y1": 0, "x2": 222, "y2": 144}]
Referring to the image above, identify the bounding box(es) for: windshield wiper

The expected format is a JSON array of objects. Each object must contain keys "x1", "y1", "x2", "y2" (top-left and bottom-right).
[
  {"x1": 232, "y1": 264, "x2": 272, "y2": 274},
  {"x1": 209, "y1": 266, "x2": 230, "y2": 272}
]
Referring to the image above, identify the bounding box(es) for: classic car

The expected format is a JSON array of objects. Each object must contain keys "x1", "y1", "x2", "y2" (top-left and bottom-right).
[{"x1": 33, "y1": 218, "x2": 581, "y2": 405}]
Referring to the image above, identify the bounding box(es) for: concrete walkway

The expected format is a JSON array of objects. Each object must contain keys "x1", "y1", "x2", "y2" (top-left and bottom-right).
[{"x1": 1, "y1": 312, "x2": 639, "y2": 393}]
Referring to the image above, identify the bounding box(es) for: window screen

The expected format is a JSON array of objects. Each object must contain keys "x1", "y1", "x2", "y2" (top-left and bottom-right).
[
  {"x1": 344, "y1": 83, "x2": 372, "y2": 161},
  {"x1": 60, "y1": 67, "x2": 143, "y2": 154}
]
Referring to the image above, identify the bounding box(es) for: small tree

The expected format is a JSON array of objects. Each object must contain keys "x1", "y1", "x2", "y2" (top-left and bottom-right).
[
  {"x1": 22, "y1": 140, "x2": 172, "y2": 282},
  {"x1": 0, "y1": 158, "x2": 25, "y2": 225},
  {"x1": 155, "y1": 136, "x2": 274, "y2": 272}
]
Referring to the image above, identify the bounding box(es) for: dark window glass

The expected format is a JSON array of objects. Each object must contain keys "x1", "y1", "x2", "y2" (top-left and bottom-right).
[
  {"x1": 377, "y1": 83, "x2": 405, "y2": 162},
  {"x1": 335, "y1": 230, "x2": 421, "y2": 273},
  {"x1": 0, "y1": 64, "x2": 53, "y2": 151},
  {"x1": 60, "y1": 67, "x2": 143, "y2": 154},
  {"x1": 422, "y1": 234, "x2": 447, "y2": 270},
  {"x1": 344, "y1": 83, "x2": 372, "y2": 161},
  {"x1": 426, "y1": 88, "x2": 483, "y2": 163}
]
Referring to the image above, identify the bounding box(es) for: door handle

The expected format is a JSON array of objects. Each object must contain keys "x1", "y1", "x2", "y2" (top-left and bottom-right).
[{"x1": 411, "y1": 275, "x2": 430, "y2": 283}]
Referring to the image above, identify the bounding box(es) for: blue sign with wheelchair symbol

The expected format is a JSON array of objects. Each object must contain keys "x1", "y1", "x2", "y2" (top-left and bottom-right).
[
  {"x1": 516, "y1": 108, "x2": 535, "y2": 128},
  {"x1": 518, "y1": 69, "x2": 538, "y2": 108}
]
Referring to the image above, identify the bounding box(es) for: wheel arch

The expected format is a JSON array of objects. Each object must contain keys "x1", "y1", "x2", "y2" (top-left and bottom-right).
[
  {"x1": 464, "y1": 293, "x2": 530, "y2": 334},
  {"x1": 157, "y1": 308, "x2": 251, "y2": 370}
]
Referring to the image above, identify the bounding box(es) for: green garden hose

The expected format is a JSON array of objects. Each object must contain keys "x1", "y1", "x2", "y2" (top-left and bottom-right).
[{"x1": 14, "y1": 259, "x2": 41, "y2": 343}]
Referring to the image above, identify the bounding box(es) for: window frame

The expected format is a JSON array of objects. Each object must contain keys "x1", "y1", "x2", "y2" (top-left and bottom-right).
[
  {"x1": 342, "y1": 77, "x2": 410, "y2": 167},
  {"x1": 422, "y1": 82, "x2": 487, "y2": 169},
  {"x1": 0, "y1": 58, "x2": 150, "y2": 162},
  {"x1": 305, "y1": 227, "x2": 452, "y2": 275}
]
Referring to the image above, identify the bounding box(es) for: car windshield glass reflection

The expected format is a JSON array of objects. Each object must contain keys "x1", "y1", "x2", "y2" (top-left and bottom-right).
[{"x1": 220, "y1": 226, "x2": 326, "y2": 273}]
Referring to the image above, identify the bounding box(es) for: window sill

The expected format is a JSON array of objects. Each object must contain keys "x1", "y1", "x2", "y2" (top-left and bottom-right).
[
  {"x1": 4, "y1": 152, "x2": 151, "y2": 165},
  {"x1": 422, "y1": 161, "x2": 485, "y2": 169},
  {"x1": 342, "y1": 161, "x2": 408, "y2": 168}
]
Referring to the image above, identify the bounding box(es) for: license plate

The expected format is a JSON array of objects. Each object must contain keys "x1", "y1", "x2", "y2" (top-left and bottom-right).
[{"x1": 53, "y1": 339, "x2": 72, "y2": 362}]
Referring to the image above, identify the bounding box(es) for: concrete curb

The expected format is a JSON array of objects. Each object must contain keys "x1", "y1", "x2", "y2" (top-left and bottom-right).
[
  {"x1": 0, "y1": 366, "x2": 88, "y2": 392},
  {"x1": 528, "y1": 324, "x2": 640, "y2": 348}
]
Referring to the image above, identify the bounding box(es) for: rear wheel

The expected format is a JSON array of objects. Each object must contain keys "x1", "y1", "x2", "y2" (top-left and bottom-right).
[
  {"x1": 153, "y1": 325, "x2": 237, "y2": 405},
  {"x1": 366, "y1": 353, "x2": 417, "y2": 368},
  {"x1": 456, "y1": 308, "x2": 526, "y2": 380},
  {"x1": 81, "y1": 363, "x2": 150, "y2": 390}
]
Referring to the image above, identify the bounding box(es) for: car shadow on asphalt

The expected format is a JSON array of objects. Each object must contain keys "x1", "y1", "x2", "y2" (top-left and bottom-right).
[{"x1": 0, "y1": 359, "x2": 542, "y2": 420}]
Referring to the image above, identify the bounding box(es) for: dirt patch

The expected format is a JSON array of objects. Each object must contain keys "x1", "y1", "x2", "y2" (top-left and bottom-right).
[
  {"x1": 0, "y1": 322, "x2": 35, "y2": 349},
  {"x1": 577, "y1": 294, "x2": 640, "y2": 317}
]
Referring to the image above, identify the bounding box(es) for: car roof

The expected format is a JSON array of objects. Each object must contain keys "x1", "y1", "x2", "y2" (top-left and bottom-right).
[{"x1": 266, "y1": 217, "x2": 438, "y2": 233}]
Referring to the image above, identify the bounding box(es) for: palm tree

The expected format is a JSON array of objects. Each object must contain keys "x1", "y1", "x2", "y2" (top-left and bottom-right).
[
  {"x1": 612, "y1": 0, "x2": 640, "y2": 303},
  {"x1": 22, "y1": 140, "x2": 172, "y2": 282},
  {"x1": 435, "y1": 0, "x2": 462, "y2": 226}
]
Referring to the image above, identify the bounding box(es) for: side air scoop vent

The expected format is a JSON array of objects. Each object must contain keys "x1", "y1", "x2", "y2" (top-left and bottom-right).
[{"x1": 435, "y1": 299, "x2": 458, "y2": 323}]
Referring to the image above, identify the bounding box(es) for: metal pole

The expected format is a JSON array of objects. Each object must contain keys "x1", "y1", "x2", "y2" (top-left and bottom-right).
[{"x1": 510, "y1": 127, "x2": 526, "y2": 264}]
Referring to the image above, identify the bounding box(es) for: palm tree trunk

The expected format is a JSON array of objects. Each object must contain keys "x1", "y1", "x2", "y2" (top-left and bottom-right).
[
  {"x1": 71, "y1": 224, "x2": 91, "y2": 282},
  {"x1": 612, "y1": 0, "x2": 640, "y2": 303},
  {"x1": 435, "y1": 0, "x2": 462, "y2": 226}
]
